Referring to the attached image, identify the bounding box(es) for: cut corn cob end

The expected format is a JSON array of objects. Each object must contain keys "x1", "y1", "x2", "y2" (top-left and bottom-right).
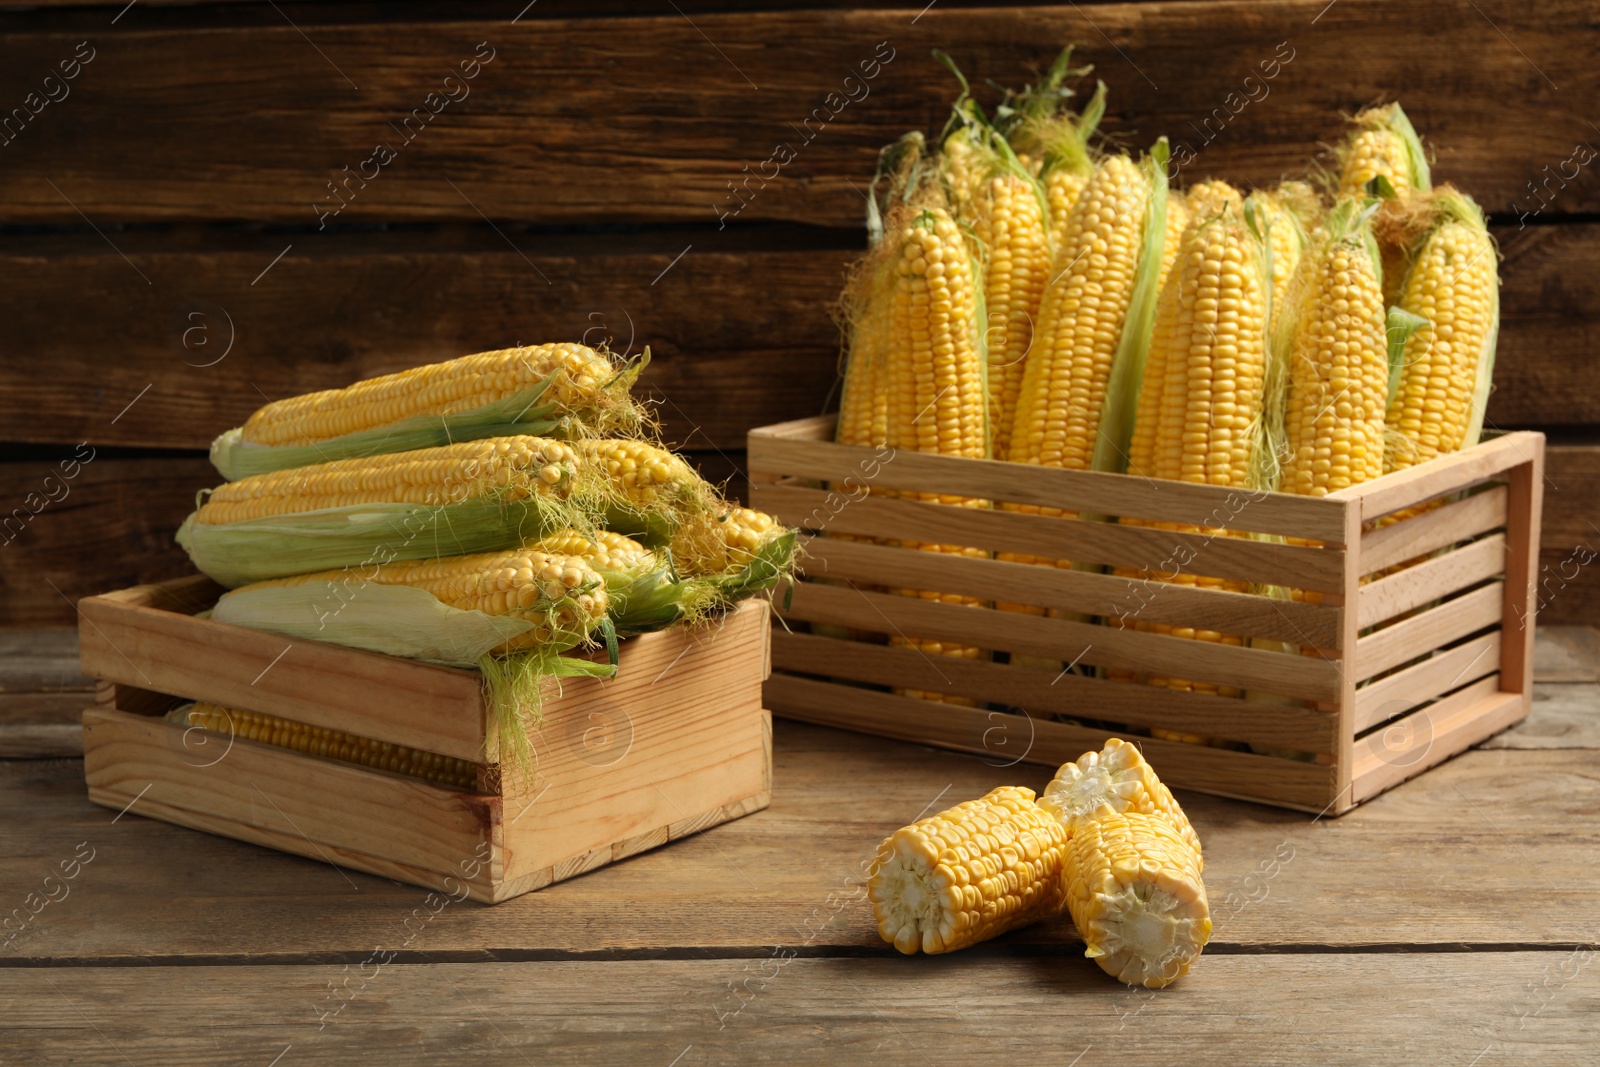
[
  {"x1": 166, "y1": 702, "x2": 479, "y2": 791},
  {"x1": 869, "y1": 785, "x2": 1070, "y2": 955},
  {"x1": 1040, "y1": 737, "x2": 1203, "y2": 865},
  {"x1": 1066, "y1": 811, "x2": 1211, "y2": 988}
]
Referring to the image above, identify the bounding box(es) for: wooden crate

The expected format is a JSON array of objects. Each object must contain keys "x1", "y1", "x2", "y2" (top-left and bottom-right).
[
  {"x1": 749, "y1": 415, "x2": 1545, "y2": 815},
  {"x1": 77, "y1": 577, "x2": 772, "y2": 902}
]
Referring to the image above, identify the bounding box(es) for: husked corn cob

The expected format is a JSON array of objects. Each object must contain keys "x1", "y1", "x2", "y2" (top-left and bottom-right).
[
  {"x1": 1249, "y1": 189, "x2": 1311, "y2": 330},
  {"x1": 1002, "y1": 56, "x2": 1105, "y2": 251},
  {"x1": 1040, "y1": 738, "x2": 1203, "y2": 862},
  {"x1": 1156, "y1": 191, "x2": 1190, "y2": 294},
  {"x1": 1118, "y1": 207, "x2": 1268, "y2": 700},
  {"x1": 869, "y1": 786, "x2": 1070, "y2": 955},
  {"x1": 167, "y1": 703, "x2": 478, "y2": 790},
  {"x1": 974, "y1": 173, "x2": 1050, "y2": 459},
  {"x1": 884, "y1": 207, "x2": 989, "y2": 700},
  {"x1": 240, "y1": 343, "x2": 620, "y2": 448},
  {"x1": 1336, "y1": 103, "x2": 1429, "y2": 200},
  {"x1": 670, "y1": 507, "x2": 783, "y2": 578},
  {"x1": 530, "y1": 529, "x2": 656, "y2": 574},
  {"x1": 1008, "y1": 154, "x2": 1150, "y2": 470},
  {"x1": 573, "y1": 438, "x2": 703, "y2": 508},
  {"x1": 195, "y1": 437, "x2": 577, "y2": 525},
  {"x1": 1182, "y1": 178, "x2": 1242, "y2": 223},
  {"x1": 242, "y1": 548, "x2": 607, "y2": 652},
  {"x1": 1282, "y1": 207, "x2": 1390, "y2": 497},
  {"x1": 1385, "y1": 190, "x2": 1499, "y2": 471},
  {"x1": 837, "y1": 280, "x2": 891, "y2": 448},
  {"x1": 1065, "y1": 811, "x2": 1211, "y2": 988}
]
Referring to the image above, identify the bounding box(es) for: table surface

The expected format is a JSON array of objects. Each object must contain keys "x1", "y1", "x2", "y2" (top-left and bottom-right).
[{"x1": 1, "y1": 626, "x2": 1597, "y2": 1066}]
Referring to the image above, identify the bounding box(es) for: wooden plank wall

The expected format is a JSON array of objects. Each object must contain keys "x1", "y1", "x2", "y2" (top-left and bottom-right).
[{"x1": 1, "y1": 0, "x2": 1595, "y2": 624}]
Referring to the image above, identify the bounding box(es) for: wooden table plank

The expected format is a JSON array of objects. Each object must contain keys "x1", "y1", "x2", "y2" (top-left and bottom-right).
[
  {"x1": 0, "y1": 953, "x2": 1593, "y2": 1067},
  {"x1": 2, "y1": 722, "x2": 1597, "y2": 960}
]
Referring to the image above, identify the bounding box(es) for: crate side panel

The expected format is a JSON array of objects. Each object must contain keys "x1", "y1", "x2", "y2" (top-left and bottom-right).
[
  {"x1": 782, "y1": 584, "x2": 1343, "y2": 703},
  {"x1": 797, "y1": 536, "x2": 1342, "y2": 649},
  {"x1": 747, "y1": 435, "x2": 1348, "y2": 542},
  {"x1": 1359, "y1": 486, "x2": 1508, "y2": 575},
  {"x1": 771, "y1": 632, "x2": 1336, "y2": 752},
  {"x1": 1356, "y1": 534, "x2": 1508, "y2": 629},
  {"x1": 1351, "y1": 631, "x2": 1502, "y2": 732},
  {"x1": 1341, "y1": 433, "x2": 1543, "y2": 520},
  {"x1": 765, "y1": 674, "x2": 1337, "y2": 811},
  {"x1": 82, "y1": 707, "x2": 502, "y2": 886},
  {"x1": 1352, "y1": 682, "x2": 1526, "y2": 803},
  {"x1": 78, "y1": 594, "x2": 487, "y2": 761},
  {"x1": 1353, "y1": 583, "x2": 1505, "y2": 681}
]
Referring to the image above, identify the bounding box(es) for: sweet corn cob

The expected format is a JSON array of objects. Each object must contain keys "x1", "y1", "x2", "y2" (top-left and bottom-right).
[
  {"x1": 238, "y1": 343, "x2": 629, "y2": 448},
  {"x1": 836, "y1": 278, "x2": 891, "y2": 448},
  {"x1": 167, "y1": 703, "x2": 478, "y2": 790},
  {"x1": 671, "y1": 507, "x2": 783, "y2": 578},
  {"x1": 1249, "y1": 188, "x2": 1311, "y2": 330},
  {"x1": 974, "y1": 172, "x2": 1050, "y2": 459},
  {"x1": 1000, "y1": 53, "x2": 1105, "y2": 251},
  {"x1": 1156, "y1": 191, "x2": 1190, "y2": 294},
  {"x1": 1182, "y1": 178, "x2": 1242, "y2": 224},
  {"x1": 573, "y1": 438, "x2": 703, "y2": 508},
  {"x1": 1008, "y1": 154, "x2": 1151, "y2": 469},
  {"x1": 236, "y1": 548, "x2": 607, "y2": 652},
  {"x1": 531, "y1": 528, "x2": 656, "y2": 574},
  {"x1": 1384, "y1": 189, "x2": 1499, "y2": 471},
  {"x1": 1336, "y1": 103, "x2": 1430, "y2": 200},
  {"x1": 1282, "y1": 204, "x2": 1390, "y2": 497},
  {"x1": 1065, "y1": 811, "x2": 1212, "y2": 988},
  {"x1": 884, "y1": 207, "x2": 989, "y2": 699},
  {"x1": 195, "y1": 437, "x2": 577, "y2": 525},
  {"x1": 1040, "y1": 738, "x2": 1203, "y2": 862},
  {"x1": 869, "y1": 786, "x2": 1070, "y2": 955}
]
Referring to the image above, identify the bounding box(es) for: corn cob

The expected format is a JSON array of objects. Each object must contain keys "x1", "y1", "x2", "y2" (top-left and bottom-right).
[
  {"x1": 1065, "y1": 811, "x2": 1211, "y2": 988},
  {"x1": 1336, "y1": 103, "x2": 1430, "y2": 200},
  {"x1": 531, "y1": 528, "x2": 656, "y2": 574},
  {"x1": 869, "y1": 786, "x2": 1070, "y2": 954},
  {"x1": 1384, "y1": 189, "x2": 1499, "y2": 471},
  {"x1": 1248, "y1": 188, "x2": 1312, "y2": 331},
  {"x1": 194, "y1": 436, "x2": 577, "y2": 525},
  {"x1": 242, "y1": 344, "x2": 618, "y2": 447},
  {"x1": 836, "y1": 273, "x2": 892, "y2": 448},
  {"x1": 1000, "y1": 51, "x2": 1105, "y2": 252},
  {"x1": 1040, "y1": 738, "x2": 1203, "y2": 862},
  {"x1": 883, "y1": 206, "x2": 989, "y2": 699},
  {"x1": 166, "y1": 703, "x2": 478, "y2": 790},
  {"x1": 1282, "y1": 203, "x2": 1390, "y2": 498},
  {"x1": 569, "y1": 437, "x2": 716, "y2": 547},
  {"x1": 1156, "y1": 191, "x2": 1190, "y2": 294},
  {"x1": 974, "y1": 171, "x2": 1050, "y2": 459},
  {"x1": 1182, "y1": 178, "x2": 1242, "y2": 224},
  {"x1": 226, "y1": 547, "x2": 608, "y2": 653}
]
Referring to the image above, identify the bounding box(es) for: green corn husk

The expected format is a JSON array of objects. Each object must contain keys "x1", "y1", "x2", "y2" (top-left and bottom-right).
[
  {"x1": 177, "y1": 489, "x2": 587, "y2": 589},
  {"x1": 211, "y1": 353, "x2": 648, "y2": 482}
]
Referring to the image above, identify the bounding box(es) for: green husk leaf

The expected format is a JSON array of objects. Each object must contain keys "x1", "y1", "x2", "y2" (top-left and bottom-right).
[
  {"x1": 1386, "y1": 102, "x2": 1432, "y2": 193},
  {"x1": 210, "y1": 353, "x2": 648, "y2": 482},
  {"x1": 1091, "y1": 139, "x2": 1170, "y2": 478},
  {"x1": 210, "y1": 582, "x2": 540, "y2": 666},
  {"x1": 177, "y1": 489, "x2": 584, "y2": 588},
  {"x1": 1385, "y1": 306, "x2": 1431, "y2": 407}
]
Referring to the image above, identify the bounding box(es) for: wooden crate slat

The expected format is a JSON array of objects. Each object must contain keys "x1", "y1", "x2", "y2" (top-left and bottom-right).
[
  {"x1": 748, "y1": 429, "x2": 1349, "y2": 542},
  {"x1": 797, "y1": 535, "x2": 1343, "y2": 649},
  {"x1": 82, "y1": 707, "x2": 504, "y2": 885},
  {"x1": 1501, "y1": 437, "x2": 1546, "y2": 704},
  {"x1": 753, "y1": 484, "x2": 1348, "y2": 595},
  {"x1": 764, "y1": 674, "x2": 1338, "y2": 812},
  {"x1": 1351, "y1": 677, "x2": 1524, "y2": 803},
  {"x1": 1353, "y1": 583, "x2": 1506, "y2": 681},
  {"x1": 1356, "y1": 534, "x2": 1508, "y2": 629},
  {"x1": 1359, "y1": 486, "x2": 1509, "y2": 575},
  {"x1": 782, "y1": 583, "x2": 1344, "y2": 703},
  {"x1": 78, "y1": 593, "x2": 488, "y2": 762},
  {"x1": 1333, "y1": 433, "x2": 1543, "y2": 520},
  {"x1": 772, "y1": 631, "x2": 1336, "y2": 751},
  {"x1": 1352, "y1": 631, "x2": 1502, "y2": 732}
]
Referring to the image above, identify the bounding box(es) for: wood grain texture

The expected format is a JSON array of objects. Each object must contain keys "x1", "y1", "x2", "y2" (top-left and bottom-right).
[
  {"x1": 1, "y1": 715, "x2": 1596, "y2": 963},
  {"x1": 0, "y1": 2, "x2": 1594, "y2": 225},
  {"x1": 1481, "y1": 682, "x2": 1600, "y2": 749},
  {"x1": 0, "y1": 225, "x2": 1590, "y2": 451},
  {"x1": 1, "y1": 953, "x2": 1595, "y2": 1067}
]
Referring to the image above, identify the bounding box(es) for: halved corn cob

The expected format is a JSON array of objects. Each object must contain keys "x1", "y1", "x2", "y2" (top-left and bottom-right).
[
  {"x1": 213, "y1": 343, "x2": 643, "y2": 480},
  {"x1": 1065, "y1": 811, "x2": 1211, "y2": 988},
  {"x1": 1040, "y1": 738, "x2": 1203, "y2": 863},
  {"x1": 194, "y1": 436, "x2": 577, "y2": 525},
  {"x1": 869, "y1": 786, "x2": 1070, "y2": 955},
  {"x1": 1384, "y1": 188, "x2": 1499, "y2": 471},
  {"x1": 166, "y1": 702, "x2": 478, "y2": 790}
]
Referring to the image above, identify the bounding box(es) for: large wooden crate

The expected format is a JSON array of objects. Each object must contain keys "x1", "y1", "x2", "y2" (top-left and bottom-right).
[
  {"x1": 77, "y1": 577, "x2": 772, "y2": 902},
  {"x1": 749, "y1": 416, "x2": 1544, "y2": 815}
]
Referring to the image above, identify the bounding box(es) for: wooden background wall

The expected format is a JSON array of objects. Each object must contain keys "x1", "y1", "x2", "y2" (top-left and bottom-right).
[{"x1": 1, "y1": 0, "x2": 1595, "y2": 625}]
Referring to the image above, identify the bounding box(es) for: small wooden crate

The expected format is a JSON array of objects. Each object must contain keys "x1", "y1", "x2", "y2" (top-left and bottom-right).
[
  {"x1": 749, "y1": 415, "x2": 1544, "y2": 815},
  {"x1": 77, "y1": 577, "x2": 772, "y2": 902}
]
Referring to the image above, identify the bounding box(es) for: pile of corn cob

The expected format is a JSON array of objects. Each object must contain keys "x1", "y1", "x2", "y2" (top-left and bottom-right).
[
  {"x1": 176, "y1": 341, "x2": 796, "y2": 777},
  {"x1": 834, "y1": 49, "x2": 1500, "y2": 724},
  {"x1": 869, "y1": 739, "x2": 1210, "y2": 988}
]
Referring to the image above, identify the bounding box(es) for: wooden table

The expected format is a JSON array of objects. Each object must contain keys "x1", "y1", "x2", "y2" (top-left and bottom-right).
[{"x1": 2, "y1": 627, "x2": 1596, "y2": 1065}]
